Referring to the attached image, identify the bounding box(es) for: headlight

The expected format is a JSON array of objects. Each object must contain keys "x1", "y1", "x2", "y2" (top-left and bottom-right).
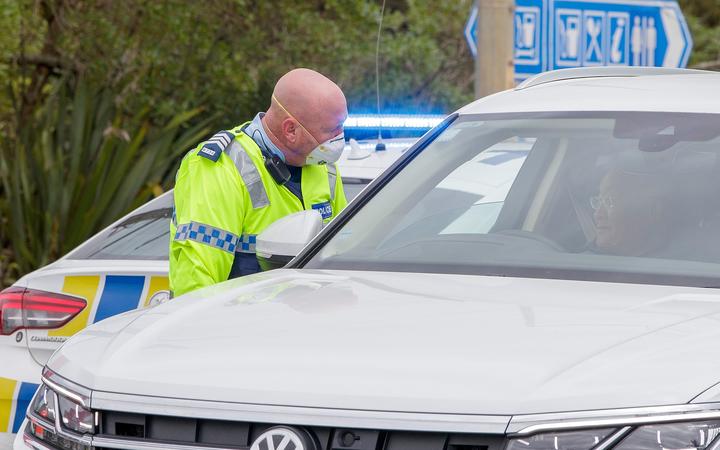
[
  {"x1": 508, "y1": 420, "x2": 720, "y2": 450},
  {"x1": 614, "y1": 420, "x2": 720, "y2": 450},
  {"x1": 507, "y1": 428, "x2": 616, "y2": 450},
  {"x1": 57, "y1": 393, "x2": 95, "y2": 433},
  {"x1": 25, "y1": 369, "x2": 95, "y2": 450},
  {"x1": 31, "y1": 384, "x2": 57, "y2": 422}
]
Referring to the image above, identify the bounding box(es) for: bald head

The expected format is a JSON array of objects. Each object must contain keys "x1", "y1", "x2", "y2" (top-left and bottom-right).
[
  {"x1": 263, "y1": 68, "x2": 347, "y2": 166},
  {"x1": 272, "y1": 68, "x2": 347, "y2": 133}
]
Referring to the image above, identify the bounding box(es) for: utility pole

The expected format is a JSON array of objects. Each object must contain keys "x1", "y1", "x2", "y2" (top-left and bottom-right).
[{"x1": 475, "y1": 0, "x2": 515, "y2": 98}]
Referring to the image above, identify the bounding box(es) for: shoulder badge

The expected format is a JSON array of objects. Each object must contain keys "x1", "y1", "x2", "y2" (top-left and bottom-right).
[{"x1": 197, "y1": 130, "x2": 235, "y2": 162}]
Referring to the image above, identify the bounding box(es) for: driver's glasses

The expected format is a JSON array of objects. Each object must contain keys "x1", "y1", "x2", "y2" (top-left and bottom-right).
[{"x1": 590, "y1": 194, "x2": 615, "y2": 210}]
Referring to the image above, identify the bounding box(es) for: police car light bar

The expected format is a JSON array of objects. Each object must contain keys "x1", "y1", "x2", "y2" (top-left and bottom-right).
[{"x1": 344, "y1": 114, "x2": 445, "y2": 129}]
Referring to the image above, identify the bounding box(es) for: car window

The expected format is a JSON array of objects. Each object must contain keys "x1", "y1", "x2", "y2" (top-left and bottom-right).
[
  {"x1": 387, "y1": 137, "x2": 532, "y2": 237},
  {"x1": 306, "y1": 112, "x2": 720, "y2": 288},
  {"x1": 69, "y1": 197, "x2": 171, "y2": 261},
  {"x1": 342, "y1": 178, "x2": 372, "y2": 201}
]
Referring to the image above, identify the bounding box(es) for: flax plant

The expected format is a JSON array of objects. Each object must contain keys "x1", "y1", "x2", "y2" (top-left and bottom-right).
[{"x1": 0, "y1": 77, "x2": 211, "y2": 283}]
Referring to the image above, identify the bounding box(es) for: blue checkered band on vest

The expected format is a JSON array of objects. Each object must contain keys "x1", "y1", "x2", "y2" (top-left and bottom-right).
[
  {"x1": 174, "y1": 221, "x2": 257, "y2": 254},
  {"x1": 174, "y1": 221, "x2": 239, "y2": 254},
  {"x1": 238, "y1": 233, "x2": 257, "y2": 253}
]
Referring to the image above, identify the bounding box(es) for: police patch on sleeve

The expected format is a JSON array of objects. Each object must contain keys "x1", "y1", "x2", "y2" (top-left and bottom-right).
[
  {"x1": 197, "y1": 130, "x2": 234, "y2": 162},
  {"x1": 312, "y1": 201, "x2": 333, "y2": 220}
]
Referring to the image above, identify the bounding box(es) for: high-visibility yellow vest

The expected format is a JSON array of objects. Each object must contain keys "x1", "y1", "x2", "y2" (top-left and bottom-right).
[{"x1": 169, "y1": 124, "x2": 347, "y2": 297}]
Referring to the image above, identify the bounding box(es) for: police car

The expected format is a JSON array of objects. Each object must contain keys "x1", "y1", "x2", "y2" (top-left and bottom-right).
[
  {"x1": 16, "y1": 67, "x2": 720, "y2": 450},
  {"x1": 0, "y1": 136, "x2": 422, "y2": 446}
]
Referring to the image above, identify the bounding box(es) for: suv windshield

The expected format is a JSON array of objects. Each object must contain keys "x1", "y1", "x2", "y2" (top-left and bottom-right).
[{"x1": 306, "y1": 112, "x2": 720, "y2": 288}]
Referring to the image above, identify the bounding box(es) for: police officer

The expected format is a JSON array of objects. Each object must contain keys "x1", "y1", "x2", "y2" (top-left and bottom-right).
[{"x1": 169, "y1": 68, "x2": 348, "y2": 296}]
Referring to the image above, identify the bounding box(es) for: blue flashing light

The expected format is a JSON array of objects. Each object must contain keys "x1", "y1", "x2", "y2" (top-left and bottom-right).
[
  {"x1": 344, "y1": 114, "x2": 445, "y2": 129},
  {"x1": 343, "y1": 141, "x2": 412, "y2": 151}
]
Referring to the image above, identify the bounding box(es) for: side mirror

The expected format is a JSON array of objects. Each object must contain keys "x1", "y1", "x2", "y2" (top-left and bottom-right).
[{"x1": 256, "y1": 210, "x2": 323, "y2": 271}]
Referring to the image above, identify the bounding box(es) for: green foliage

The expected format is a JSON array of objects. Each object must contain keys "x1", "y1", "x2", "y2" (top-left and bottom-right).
[
  {"x1": 678, "y1": 0, "x2": 720, "y2": 67},
  {"x1": 679, "y1": 0, "x2": 720, "y2": 27},
  {"x1": 0, "y1": 76, "x2": 211, "y2": 280},
  {"x1": 0, "y1": 0, "x2": 22, "y2": 127},
  {"x1": 2, "y1": 0, "x2": 474, "y2": 129},
  {"x1": 684, "y1": 13, "x2": 720, "y2": 66}
]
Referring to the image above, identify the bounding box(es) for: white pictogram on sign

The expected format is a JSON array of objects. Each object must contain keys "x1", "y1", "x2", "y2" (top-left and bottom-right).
[
  {"x1": 556, "y1": 9, "x2": 582, "y2": 66},
  {"x1": 515, "y1": 6, "x2": 541, "y2": 65},
  {"x1": 583, "y1": 11, "x2": 605, "y2": 64},
  {"x1": 608, "y1": 12, "x2": 630, "y2": 64}
]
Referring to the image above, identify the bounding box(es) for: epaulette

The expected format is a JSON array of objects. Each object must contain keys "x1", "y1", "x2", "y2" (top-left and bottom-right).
[{"x1": 197, "y1": 130, "x2": 235, "y2": 162}]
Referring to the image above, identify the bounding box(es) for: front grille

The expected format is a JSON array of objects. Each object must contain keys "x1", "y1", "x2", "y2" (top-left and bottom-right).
[{"x1": 95, "y1": 411, "x2": 507, "y2": 450}]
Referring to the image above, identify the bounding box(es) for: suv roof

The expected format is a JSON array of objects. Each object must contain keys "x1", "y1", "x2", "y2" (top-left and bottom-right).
[
  {"x1": 460, "y1": 68, "x2": 720, "y2": 115},
  {"x1": 515, "y1": 66, "x2": 712, "y2": 90}
]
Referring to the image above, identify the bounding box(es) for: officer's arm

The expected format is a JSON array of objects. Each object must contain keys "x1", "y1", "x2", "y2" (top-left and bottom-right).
[
  {"x1": 331, "y1": 163, "x2": 348, "y2": 217},
  {"x1": 170, "y1": 156, "x2": 245, "y2": 296}
]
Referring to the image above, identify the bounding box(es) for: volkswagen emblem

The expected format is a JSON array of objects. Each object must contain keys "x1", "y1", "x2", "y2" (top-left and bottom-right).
[{"x1": 250, "y1": 427, "x2": 314, "y2": 450}]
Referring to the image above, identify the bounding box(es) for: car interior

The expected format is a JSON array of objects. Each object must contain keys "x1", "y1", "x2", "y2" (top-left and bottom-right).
[{"x1": 310, "y1": 112, "x2": 720, "y2": 287}]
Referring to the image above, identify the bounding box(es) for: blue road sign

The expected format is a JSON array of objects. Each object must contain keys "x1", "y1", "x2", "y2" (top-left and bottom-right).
[
  {"x1": 551, "y1": 0, "x2": 692, "y2": 71},
  {"x1": 466, "y1": 0, "x2": 692, "y2": 80},
  {"x1": 465, "y1": 4, "x2": 478, "y2": 58}
]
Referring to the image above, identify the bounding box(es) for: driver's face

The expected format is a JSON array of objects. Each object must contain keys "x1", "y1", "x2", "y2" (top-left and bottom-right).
[{"x1": 593, "y1": 172, "x2": 658, "y2": 255}]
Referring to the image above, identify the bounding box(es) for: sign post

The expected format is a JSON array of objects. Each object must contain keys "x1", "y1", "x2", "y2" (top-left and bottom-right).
[{"x1": 466, "y1": 0, "x2": 516, "y2": 98}]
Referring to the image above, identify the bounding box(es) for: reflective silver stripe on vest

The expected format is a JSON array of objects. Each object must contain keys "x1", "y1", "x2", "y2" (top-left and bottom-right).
[
  {"x1": 327, "y1": 164, "x2": 337, "y2": 201},
  {"x1": 237, "y1": 233, "x2": 257, "y2": 253},
  {"x1": 174, "y1": 221, "x2": 240, "y2": 254},
  {"x1": 224, "y1": 141, "x2": 270, "y2": 209}
]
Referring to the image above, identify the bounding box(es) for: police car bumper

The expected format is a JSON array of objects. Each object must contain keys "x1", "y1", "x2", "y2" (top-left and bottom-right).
[{"x1": 12, "y1": 421, "x2": 34, "y2": 450}]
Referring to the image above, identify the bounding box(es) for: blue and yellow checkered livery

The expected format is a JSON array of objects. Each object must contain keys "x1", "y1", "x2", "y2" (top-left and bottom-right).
[{"x1": 1, "y1": 377, "x2": 39, "y2": 433}]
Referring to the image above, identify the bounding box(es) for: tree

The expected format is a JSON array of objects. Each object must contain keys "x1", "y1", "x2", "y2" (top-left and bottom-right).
[
  {"x1": 2, "y1": 0, "x2": 474, "y2": 130},
  {"x1": 0, "y1": 76, "x2": 211, "y2": 280},
  {"x1": 678, "y1": 0, "x2": 720, "y2": 67}
]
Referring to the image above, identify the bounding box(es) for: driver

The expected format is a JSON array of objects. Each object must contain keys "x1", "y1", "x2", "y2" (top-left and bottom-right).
[{"x1": 590, "y1": 168, "x2": 677, "y2": 257}]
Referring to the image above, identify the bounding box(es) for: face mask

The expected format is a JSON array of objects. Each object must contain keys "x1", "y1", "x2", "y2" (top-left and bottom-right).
[
  {"x1": 304, "y1": 132, "x2": 345, "y2": 165},
  {"x1": 272, "y1": 94, "x2": 346, "y2": 166}
]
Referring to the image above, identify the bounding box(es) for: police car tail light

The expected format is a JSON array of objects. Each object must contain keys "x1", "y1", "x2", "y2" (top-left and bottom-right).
[{"x1": 0, "y1": 287, "x2": 86, "y2": 335}]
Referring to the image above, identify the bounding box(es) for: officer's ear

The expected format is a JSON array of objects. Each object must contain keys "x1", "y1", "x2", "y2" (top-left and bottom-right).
[{"x1": 281, "y1": 117, "x2": 300, "y2": 144}]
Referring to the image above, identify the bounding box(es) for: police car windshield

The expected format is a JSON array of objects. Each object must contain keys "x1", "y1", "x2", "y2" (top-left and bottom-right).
[
  {"x1": 306, "y1": 112, "x2": 720, "y2": 288},
  {"x1": 69, "y1": 202, "x2": 172, "y2": 260}
]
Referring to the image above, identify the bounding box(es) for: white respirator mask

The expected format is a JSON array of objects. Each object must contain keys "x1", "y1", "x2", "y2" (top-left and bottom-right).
[{"x1": 304, "y1": 132, "x2": 345, "y2": 166}]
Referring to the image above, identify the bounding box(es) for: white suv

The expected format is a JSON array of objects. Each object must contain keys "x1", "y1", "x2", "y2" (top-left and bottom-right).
[{"x1": 16, "y1": 67, "x2": 720, "y2": 450}]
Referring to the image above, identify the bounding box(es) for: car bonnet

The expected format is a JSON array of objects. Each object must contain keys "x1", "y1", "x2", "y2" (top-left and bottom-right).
[{"x1": 48, "y1": 268, "x2": 720, "y2": 415}]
